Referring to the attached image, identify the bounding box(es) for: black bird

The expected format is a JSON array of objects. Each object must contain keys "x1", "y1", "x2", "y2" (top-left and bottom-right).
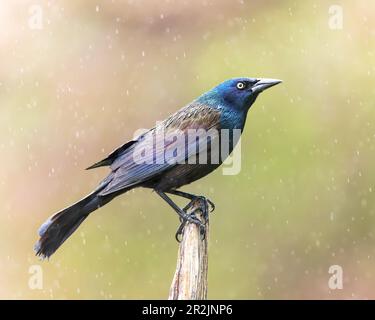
[{"x1": 35, "y1": 77, "x2": 281, "y2": 258}]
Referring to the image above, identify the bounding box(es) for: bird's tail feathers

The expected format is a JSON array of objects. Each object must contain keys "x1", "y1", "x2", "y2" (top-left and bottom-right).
[{"x1": 34, "y1": 191, "x2": 111, "y2": 259}]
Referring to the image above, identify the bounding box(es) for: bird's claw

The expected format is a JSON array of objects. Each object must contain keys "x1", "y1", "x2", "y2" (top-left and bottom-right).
[
  {"x1": 207, "y1": 198, "x2": 215, "y2": 213},
  {"x1": 189, "y1": 196, "x2": 215, "y2": 218},
  {"x1": 195, "y1": 196, "x2": 215, "y2": 221},
  {"x1": 175, "y1": 209, "x2": 207, "y2": 242},
  {"x1": 175, "y1": 195, "x2": 214, "y2": 242},
  {"x1": 175, "y1": 223, "x2": 185, "y2": 242}
]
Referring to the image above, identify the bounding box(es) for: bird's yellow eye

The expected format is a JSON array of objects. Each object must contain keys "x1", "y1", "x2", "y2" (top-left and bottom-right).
[{"x1": 236, "y1": 82, "x2": 245, "y2": 90}]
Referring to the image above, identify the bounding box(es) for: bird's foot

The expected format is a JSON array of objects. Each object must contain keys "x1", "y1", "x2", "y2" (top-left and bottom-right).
[
  {"x1": 175, "y1": 197, "x2": 212, "y2": 242},
  {"x1": 181, "y1": 196, "x2": 215, "y2": 221},
  {"x1": 175, "y1": 213, "x2": 206, "y2": 242}
]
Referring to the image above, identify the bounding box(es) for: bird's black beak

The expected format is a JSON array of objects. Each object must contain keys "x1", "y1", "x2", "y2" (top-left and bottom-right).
[{"x1": 252, "y1": 78, "x2": 282, "y2": 94}]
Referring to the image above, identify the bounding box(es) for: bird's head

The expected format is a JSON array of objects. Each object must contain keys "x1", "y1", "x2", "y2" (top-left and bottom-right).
[{"x1": 198, "y1": 77, "x2": 282, "y2": 112}]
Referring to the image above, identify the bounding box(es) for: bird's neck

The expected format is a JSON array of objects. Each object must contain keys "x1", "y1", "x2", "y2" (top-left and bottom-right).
[
  {"x1": 193, "y1": 97, "x2": 247, "y2": 159},
  {"x1": 219, "y1": 105, "x2": 247, "y2": 130},
  {"x1": 195, "y1": 92, "x2": 248, "y2": 130}
]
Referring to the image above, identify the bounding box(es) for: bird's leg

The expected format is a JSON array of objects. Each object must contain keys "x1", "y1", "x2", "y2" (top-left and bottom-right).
[
  {"x1": 156, "y1": 190, "x2": 206, "y2": 242},
  {"x1": 166, "y1": 189, "x2": 215, "y2": 221}
]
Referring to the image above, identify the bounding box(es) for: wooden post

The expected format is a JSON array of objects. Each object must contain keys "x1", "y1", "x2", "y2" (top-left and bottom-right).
[{"x1": 168, "y1": 199, "x2": 209, "y2": 300}]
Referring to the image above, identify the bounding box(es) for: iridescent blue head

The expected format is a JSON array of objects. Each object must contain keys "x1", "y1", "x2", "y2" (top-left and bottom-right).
[{"x1": 197, "y1": 77, "x2": 282, "y2": 112}]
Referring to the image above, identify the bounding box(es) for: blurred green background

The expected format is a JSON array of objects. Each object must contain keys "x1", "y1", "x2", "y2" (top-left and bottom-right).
[{"x1": 1, "y1": 0, "x2": 375, "y2": 299}]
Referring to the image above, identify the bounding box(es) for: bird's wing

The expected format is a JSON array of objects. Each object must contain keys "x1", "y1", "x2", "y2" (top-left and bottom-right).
[
  {"x1": 85, "y1": 140, "x2": 138, "y2": 170},
  {"x1": 98, "y1": 103, "x2": 221, "y2": 196},
  {"x1": 85, "y1": 130, "x2": 152, "y2": 170}
]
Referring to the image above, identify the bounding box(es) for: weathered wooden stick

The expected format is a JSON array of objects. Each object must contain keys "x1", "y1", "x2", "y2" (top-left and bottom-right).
[{"x1": 168, "y1": 199, "x2": 209, "y2": 300}]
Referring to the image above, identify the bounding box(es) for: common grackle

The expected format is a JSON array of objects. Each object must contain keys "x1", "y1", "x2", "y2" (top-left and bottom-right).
[{"x1": 35, "y1": 77, "x2": 281, "y2": 258}]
